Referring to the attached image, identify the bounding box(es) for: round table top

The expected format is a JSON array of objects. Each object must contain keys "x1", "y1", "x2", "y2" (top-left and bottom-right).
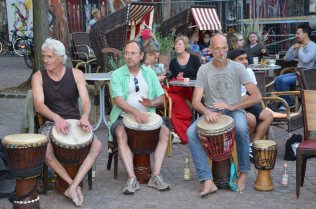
[
  {"x1": 84, "y1": 73, "x2": 112, "y2": 81},
  {"x1": 169, "y1": 80, "x2": 196, "y2": 87},
  {"x1": 249, "y1": 65, "x2": 281, "y2": 70}
]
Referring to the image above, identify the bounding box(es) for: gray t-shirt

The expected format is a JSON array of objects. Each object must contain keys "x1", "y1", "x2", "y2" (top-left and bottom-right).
[{"x1": 195, "y1": 60, "x2": 252, "y2": 111}]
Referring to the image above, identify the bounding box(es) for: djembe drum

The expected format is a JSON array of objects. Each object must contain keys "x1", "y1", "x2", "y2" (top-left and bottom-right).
[
  {"x1": 50, "y1": 119, "x2": 93, "y2": 194},
  {"x1": 253, "y1": 140, "x2": 277, "y2": 191},
  {"x1": 196, "y1": 115, "x2": 235, "y2": 189},
  {"x1": 123, "y1": 112, "x2": 163, "y2": 184},
  {"x1": 2, "y1": 134, "x2": 48, "y2": 209}
]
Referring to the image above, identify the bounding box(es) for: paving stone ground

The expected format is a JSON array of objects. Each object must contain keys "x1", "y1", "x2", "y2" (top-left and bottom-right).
[{"x1": 0, "y1": 55, "x2": 316, "y2": 209}]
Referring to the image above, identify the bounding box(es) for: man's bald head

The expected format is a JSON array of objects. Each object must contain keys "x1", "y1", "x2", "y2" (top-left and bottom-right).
[{"x1": 210, "y1": 33, "x2": 227, "y2": 48}]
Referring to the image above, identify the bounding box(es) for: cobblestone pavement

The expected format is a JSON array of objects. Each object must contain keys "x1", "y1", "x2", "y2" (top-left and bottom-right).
[{"x1": 0, "y1": 55, "x2": 316, "y2": 209}]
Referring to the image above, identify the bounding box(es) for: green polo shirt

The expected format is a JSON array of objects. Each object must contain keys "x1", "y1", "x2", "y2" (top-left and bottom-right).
[{"x1": 108, "y1": 64, "x2": 164, "y2": 142}]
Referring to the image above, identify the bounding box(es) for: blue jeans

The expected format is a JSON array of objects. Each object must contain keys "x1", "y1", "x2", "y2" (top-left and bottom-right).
[
  {"x1": 274, "y1": 73, "x2": 297, "y2": 107},
  {"x1": 186, "y1": 109, "x2": 250, "y2": 182}
]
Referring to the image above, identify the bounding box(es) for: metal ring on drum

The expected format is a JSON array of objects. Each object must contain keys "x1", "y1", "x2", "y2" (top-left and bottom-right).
[
  {"x1": 2, "y1": 134, "x2": 48, "y2": 209},
  {"x1": 50, "y1": 119, "x2": 94, "y2": 194},
  {"x1": 196, "y1": 115, "x2": 235, "y2": 189},
  {"x1": 253, "y1": 140, "x2": 277, "y2": 191},
  {"x1": 123, "y1": 112, "x2": 163, "y2": 184}
]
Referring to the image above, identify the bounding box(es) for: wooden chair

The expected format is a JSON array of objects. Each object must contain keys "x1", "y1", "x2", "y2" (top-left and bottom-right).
[
  {"x1": 295, "y1": 67, "x2": 316, "y2": 90},
  {"x1": 188, "y1": 51, "x2": 201, "y2": 62},
  {"x1": 296, "y1": 90, "x2": 316, "y2": 199},
  {"x1": 106, "y1": 82, "x2": 173, "y2": 179}
]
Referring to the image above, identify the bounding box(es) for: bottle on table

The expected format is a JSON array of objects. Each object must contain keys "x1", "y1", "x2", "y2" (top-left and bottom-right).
[
  {"x1": 184, "y1": 156, "x2": 190, "y2": 181},
  {"x1": 92, "y1": 163, "x2": 96, "y2": 181},
  {"x1": 281, "y1": 160, "x2": 289, "y2": 187}
]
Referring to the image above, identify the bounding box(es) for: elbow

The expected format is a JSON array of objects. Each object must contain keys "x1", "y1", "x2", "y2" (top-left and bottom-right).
[{"x1": 256, "y1": 94, "x2": 262, "y2": 103}]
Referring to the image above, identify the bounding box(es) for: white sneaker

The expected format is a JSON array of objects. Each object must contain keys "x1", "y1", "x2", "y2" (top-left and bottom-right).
[{"x1": 171, "y1": 132, "x2": 181, "y2": 144}]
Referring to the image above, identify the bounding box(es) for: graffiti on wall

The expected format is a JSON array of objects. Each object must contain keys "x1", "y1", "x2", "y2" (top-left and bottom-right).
[
  {"x1": 48, "y1": 0, "x2": 69, "y2": 49},
  {"x1": 0, "y1": 1, "x2": 8, "y2": 32},
  {"x1": 67, "y1": 0, "x2": 82, "y2": 33},
  {"x1": 6, "y1": 0, "x2": 32, "y2": 35}
]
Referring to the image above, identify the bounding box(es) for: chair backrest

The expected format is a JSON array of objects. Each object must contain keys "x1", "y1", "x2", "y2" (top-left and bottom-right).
[
  {"x1": 102, "y1": 48, "x2": 123, "y2": 72},
  {"x1": 296, "y1": 67, "x2": 316, "y2": 90},
  {"x1": 188, "y1": 51, "x2": 201, "y2": 62},
  {"x1": 301, "y1": 90, "x2": 316, "y2": 140},
  {"x1": 72, "y1": 32, "x2": 91, "y2": 61},
  {"x1": 159, "y1": 54, "x2": 170, "y2": 72},
  {"x1": 254, "y1": 71, "x2": 266, "y2": 97},
  {"x1": 275, "y1": 59, "x2": 298, "y2": 76}
]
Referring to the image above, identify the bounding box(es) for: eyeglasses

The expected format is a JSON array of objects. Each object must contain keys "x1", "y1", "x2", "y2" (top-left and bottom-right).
[
  {"x1": 238, "y1": 39, "x2": 244, "y2": 41},
  {"x1": 212, "y1": 47, "x2": 229, "y2": 52},
  {"x1": 134, "y1": 78, "x2": 139, "y2": 92},
  {"x1": 203, "y1": 36, "x2": 210, "y2": 39}
]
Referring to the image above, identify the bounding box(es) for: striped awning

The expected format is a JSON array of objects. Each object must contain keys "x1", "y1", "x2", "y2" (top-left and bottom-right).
[
  {"x1": 191, "y1": 7, "x2": 221, "y2": 30},
  {"x1": 129, "y1": 5, "x2": 155, "y2": 26}
]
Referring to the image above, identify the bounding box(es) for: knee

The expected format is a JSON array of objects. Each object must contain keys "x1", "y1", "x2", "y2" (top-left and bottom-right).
[
  {"x1": 116, "y1": 129, "x2": 128, "y2": 145},
  {"x1": 260, "y1": 110, "x2": 273, "y2": 123},
  {"x1": 246, "y1": 113, "x2": 256, "y2": 129},
  {"x1": 160, "y1": 125, "x2": 170, "y2": 143},
  {"x1": 93, "y1": 138, "x2": 102, "y2": 153},
  {"x1": 45, "y1": 152, "x2": 56, "y2": 163}
]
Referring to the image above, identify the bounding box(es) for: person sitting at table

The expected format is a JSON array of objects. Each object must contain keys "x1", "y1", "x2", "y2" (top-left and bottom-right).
[
  {"x1": 109, "y1": 40, "x2": 170, "y2": 194},
  {"x1": 274, "y1": 25, "x2": 316, "y2": 112},
  {"x1": 134, "y1": 28, "x2": 161, "y2": 50},
  {"x1": 243, "y1": 31, "x2": 269, "y2": 61},
  {"x1": 227, "y1": 34, "x2": 239, "y2": 58},
  {"x1": 143, "y1": 43, "x2": 192, "y2": 144},
  {"x1": 186, "y1": 33, "x2": 262, "y2": 197},
  {"x1": 32, "y1": 38, "x2": 102, "y2": 206},
  {"x1": 198, "y1": 31, "x2": 213, "y2": 63},
  {"x1": 229, "y1": 48, "x2": 273, "y2": 160},
  {"x1": 234, "y1": 33, "x2": 253, "y2": 64}
]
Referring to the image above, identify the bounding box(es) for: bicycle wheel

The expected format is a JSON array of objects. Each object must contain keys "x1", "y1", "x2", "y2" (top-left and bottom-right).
[
  {"x1": 13, "y1": 38, "x2": 31, "y2": 56},
  {"x1": 0, "y1": 40, "x2": 8, "y2": 55},
  {"x1": 24, "y1": 53, "x2": 33, "y2": 68}
]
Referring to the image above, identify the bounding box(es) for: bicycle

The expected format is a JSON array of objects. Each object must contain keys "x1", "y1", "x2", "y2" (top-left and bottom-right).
[
  {"x1": 13, "y1": 29, "x2": 33, "y2": 56},
  {"x1": 0, "y1": 29, "x2": 30, "y2": 56},
  {"x1": 24, "y1": 36, "x2": 33, "y2": 68}
]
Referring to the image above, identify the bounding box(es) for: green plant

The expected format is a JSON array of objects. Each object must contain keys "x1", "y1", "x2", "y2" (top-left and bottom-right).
[
  {"x1": 107, "y1": 55, "x2": 126, "y2": 72},
  {"x1": 155, "y1": 29, "x2": 177, "y2": 59}
]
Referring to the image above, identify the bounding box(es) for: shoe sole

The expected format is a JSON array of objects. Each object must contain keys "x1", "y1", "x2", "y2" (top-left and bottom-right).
[
  {"x1": 123, "y1": 185, "x2": 140, "y2": 194},
  {"x1": 148, "y1": 184, "x2": 170, "y2": 191}
]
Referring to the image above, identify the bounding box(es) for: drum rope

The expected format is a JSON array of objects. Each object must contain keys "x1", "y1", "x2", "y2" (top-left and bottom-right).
[{"x1": 8, "y1": 178, "x2": 38, "y2": 204}]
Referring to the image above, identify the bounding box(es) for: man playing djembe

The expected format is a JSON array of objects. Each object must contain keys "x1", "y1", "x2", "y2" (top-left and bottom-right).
[
  {"x1": 109, "y1": 40, "x2": 170, "y2": 194},
  {"x1": 32, "y1": 38, "x2": 102, "y2": 206},
  {"x1": 186, "y1": 33, "x2": 262, "y2": 197}
]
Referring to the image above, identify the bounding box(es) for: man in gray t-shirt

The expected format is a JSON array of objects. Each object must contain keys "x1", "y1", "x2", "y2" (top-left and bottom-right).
[{"x1": 186, "y1": 33, "x2": 262, "y2": 197}]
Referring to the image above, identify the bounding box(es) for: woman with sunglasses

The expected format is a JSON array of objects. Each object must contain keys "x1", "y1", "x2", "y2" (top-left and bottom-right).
[{"x1": 143, "y1": 43, "x2": 192, "y2": 144}]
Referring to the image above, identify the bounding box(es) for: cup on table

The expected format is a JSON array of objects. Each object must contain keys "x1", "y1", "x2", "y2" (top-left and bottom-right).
[
  {"x1": 276, "y1": 54, "x2": 280, "y2": 59},
  {"x1": 269, "y1": 60, "x2": 276, "y2": 66},
  {"x1": 253, "y1": 57, "x2": 259, "y2": 65}
]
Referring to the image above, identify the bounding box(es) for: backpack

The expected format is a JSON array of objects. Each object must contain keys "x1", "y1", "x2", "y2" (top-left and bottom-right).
[{"x1": 284, "y1": 134, "x2": 303, "y2": 161}]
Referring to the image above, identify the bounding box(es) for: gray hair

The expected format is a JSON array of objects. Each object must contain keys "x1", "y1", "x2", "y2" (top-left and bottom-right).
[{"x1": 42, "y1": 38, "x2": 67, "y2": 64}]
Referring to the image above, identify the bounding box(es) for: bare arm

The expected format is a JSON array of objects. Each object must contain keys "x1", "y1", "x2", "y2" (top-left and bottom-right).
[{"x1": 32, "y1": 71, "x2": 71, "y2": 134}]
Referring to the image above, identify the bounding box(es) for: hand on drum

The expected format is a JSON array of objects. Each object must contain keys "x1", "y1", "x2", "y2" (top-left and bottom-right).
[
  {"x1": 213, "y1": 102, "x2": 235, "y2": 111},
  {"x1": 134, "y1": 111, "x2": 149, "y2": 124},
  {"x1": 55, "y1": 117, "x2": 72, "y2": 134},
  {"x1": 138, "y1": 96, "x2": 153, "y2": 107},
  {"x1": 77, "y1": 118, "x2": 94, "y2": 132},
  {"x1": 204, "y1": 110, "x2": 222, "y2": 122}
]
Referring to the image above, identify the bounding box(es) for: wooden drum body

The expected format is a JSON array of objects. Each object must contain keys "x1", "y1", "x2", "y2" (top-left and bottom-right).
[
  {"x1": 50, "y1": 119, "x2": 93, "y2": 194},
  {"x1": 123, "y1": 113, "x2": 163, "y2": 184},
  {"x1": 253, "y1": 140, "x2": 277, "y2": 191},
  {"x1": 196, "y1": 115, "x2": 235, "y2": 189},
  {"x1": 2, "y1": 134, "x2": 48, "y2": 209}
]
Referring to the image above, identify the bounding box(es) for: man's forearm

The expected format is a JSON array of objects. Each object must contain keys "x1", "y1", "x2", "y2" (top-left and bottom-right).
[
  {"x1": 285, "y1": 47, "x2": 298, "y2": 61},
  {"x1": 81, "y1": 101, "x2": 91, "y2": 119},
  {"x1": 232, "y1": 94, "x2": 261, "y2": 110},
  {"x1": 193, "y1": 101, "x2": 210, "y2": 115},
  {"x1": 35, "y1": 103, "x2": 61, "y2": 122},
  {"x1": 150, "y1": 95, "x2": 164, "y2": 107}
]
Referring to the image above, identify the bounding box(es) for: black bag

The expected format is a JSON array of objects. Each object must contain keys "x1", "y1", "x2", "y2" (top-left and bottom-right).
[{"x1": 284, "y1": 134, "x2": 303, "y2": 161}]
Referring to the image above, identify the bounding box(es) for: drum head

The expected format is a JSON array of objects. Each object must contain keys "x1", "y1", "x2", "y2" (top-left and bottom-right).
[
  {"x1": 197, "y1": 115, "x2": 234, "y2": 134},
  {"x1": 51, "y1": 119, "x2": 93, "y2": 146},
  {"x1": 123, "y1": 112, "x2": 163, "y2": 131},
  {"x1": 254, "y1": 140, "x2": 276, "y2": 149},
  {"x1": 3, "y1": 134, "x2": 48, "y2": 146}
]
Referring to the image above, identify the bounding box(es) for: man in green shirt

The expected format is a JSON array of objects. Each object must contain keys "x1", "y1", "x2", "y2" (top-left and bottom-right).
[{"x1": 109, "y1": 40, "x2": 170, "y2": 194}]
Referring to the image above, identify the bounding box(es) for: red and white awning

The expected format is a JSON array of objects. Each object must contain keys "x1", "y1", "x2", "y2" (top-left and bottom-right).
[
  {"x1": 129, "y1": 5, "x2": 155, "y2": 26},
  {"x1": 191, "y1": 7, "x2": 221, "y2": 30}
]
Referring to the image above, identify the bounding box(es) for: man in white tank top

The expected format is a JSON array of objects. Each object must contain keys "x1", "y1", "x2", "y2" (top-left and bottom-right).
[
  {"x1": 109, "y1": 40, "x2": 170, "y2": 194},
  {"x1": 32, "y1": 38, "x2": 102, "y2": 206}
]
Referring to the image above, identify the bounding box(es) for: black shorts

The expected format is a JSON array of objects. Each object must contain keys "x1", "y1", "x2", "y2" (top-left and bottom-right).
[
  {"x1": 110, "y1": 116, "x2": 166, "y2": 138},
  {"x1": 245, "y1": 106, "x2": 263, "y2": 121}
]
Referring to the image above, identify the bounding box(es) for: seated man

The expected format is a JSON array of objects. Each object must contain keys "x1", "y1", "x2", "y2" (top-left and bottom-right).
[
  {"x1": 186, "y1": 33, "x2": 261, "y2": 197},
  {"x1": 109, "y1": 40, "x2": 170, "y2": 194},
  {"x1": 229, "y1": 48, "x2": 273, "y2": 159},
  {"x1": 32, "y1": 38, "x2": 102, "y2": 206},
  {"x1": 86, "y1": 8, "x2": 101, "y2": 33},
  {"x1": 275, "y1": 25, "x2": 316, "y2": 112}
]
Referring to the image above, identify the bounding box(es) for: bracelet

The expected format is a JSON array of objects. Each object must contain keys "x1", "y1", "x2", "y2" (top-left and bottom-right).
[{"x1": 14, "y1": 196, "x2": 40, "y2": 204}]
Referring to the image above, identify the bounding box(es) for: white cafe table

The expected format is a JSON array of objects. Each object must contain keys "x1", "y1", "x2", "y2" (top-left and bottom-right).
[
  {"x1": 84, "y1": 73, "x2": 112, "y2": 130},
  {"x1": 248, "y1": 65, "x2": 281, "y2": 76}
]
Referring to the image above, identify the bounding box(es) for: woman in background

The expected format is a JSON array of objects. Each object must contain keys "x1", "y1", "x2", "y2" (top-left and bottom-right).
[{"x1": 243, "y1": 31, "x2": 269, "y2": 60}]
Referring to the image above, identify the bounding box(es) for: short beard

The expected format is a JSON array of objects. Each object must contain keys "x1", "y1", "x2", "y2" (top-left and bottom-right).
[{"x1": 215, "y1": 56, "x2": 226, "y2": 63}]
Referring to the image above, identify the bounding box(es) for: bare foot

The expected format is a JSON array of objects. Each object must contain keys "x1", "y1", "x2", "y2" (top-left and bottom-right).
[
  {"x1": 237, "y1": 172, "x2": 247, "y2": 193},
  {"x1": 65, "y1": 185, "x2": 81, "y2": 206},
  {"x1": 76, "y1": 186, "x2": 83, "y2": 205},
  {"x1": 199, "y1": 179, "x2": 218, "y2": 198}
]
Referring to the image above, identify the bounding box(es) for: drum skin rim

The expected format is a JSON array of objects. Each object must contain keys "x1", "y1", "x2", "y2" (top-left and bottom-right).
[
  {"x1": 196, "y1": 123, "x2": 235, "y2": 136},
  {"x1": 2, "y1": 134, "x2": 48, "y2": 147},
  {"x1": 123, "y1": 113, "x2": 163, "y2": 131},
  {"x1": 50, "y1": 132, "x2": 94, "y2": 149},
  {"x1": 196, "y1": 115, "x2": 235, "y2": 134},
  {"x1": 253, "y1": 140, "x2": 277, "y2": 149}
]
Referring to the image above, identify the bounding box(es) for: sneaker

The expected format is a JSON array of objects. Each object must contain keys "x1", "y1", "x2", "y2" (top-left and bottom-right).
[
  {"x1": 148, "y1": 174, "x2": 170, "y2": 191},
  {"x1": 289, "y1": 104, "x2": 295, "y2": 109},
  {"x1": 123, "y1": 177, "x2": 140, "y2": 194},
  {"x1": 249, "y1": 144, "x2": 254, "y2": 162},
  {"x1": 279, "y1": 106, "x2": 286, "y2": 112}
]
